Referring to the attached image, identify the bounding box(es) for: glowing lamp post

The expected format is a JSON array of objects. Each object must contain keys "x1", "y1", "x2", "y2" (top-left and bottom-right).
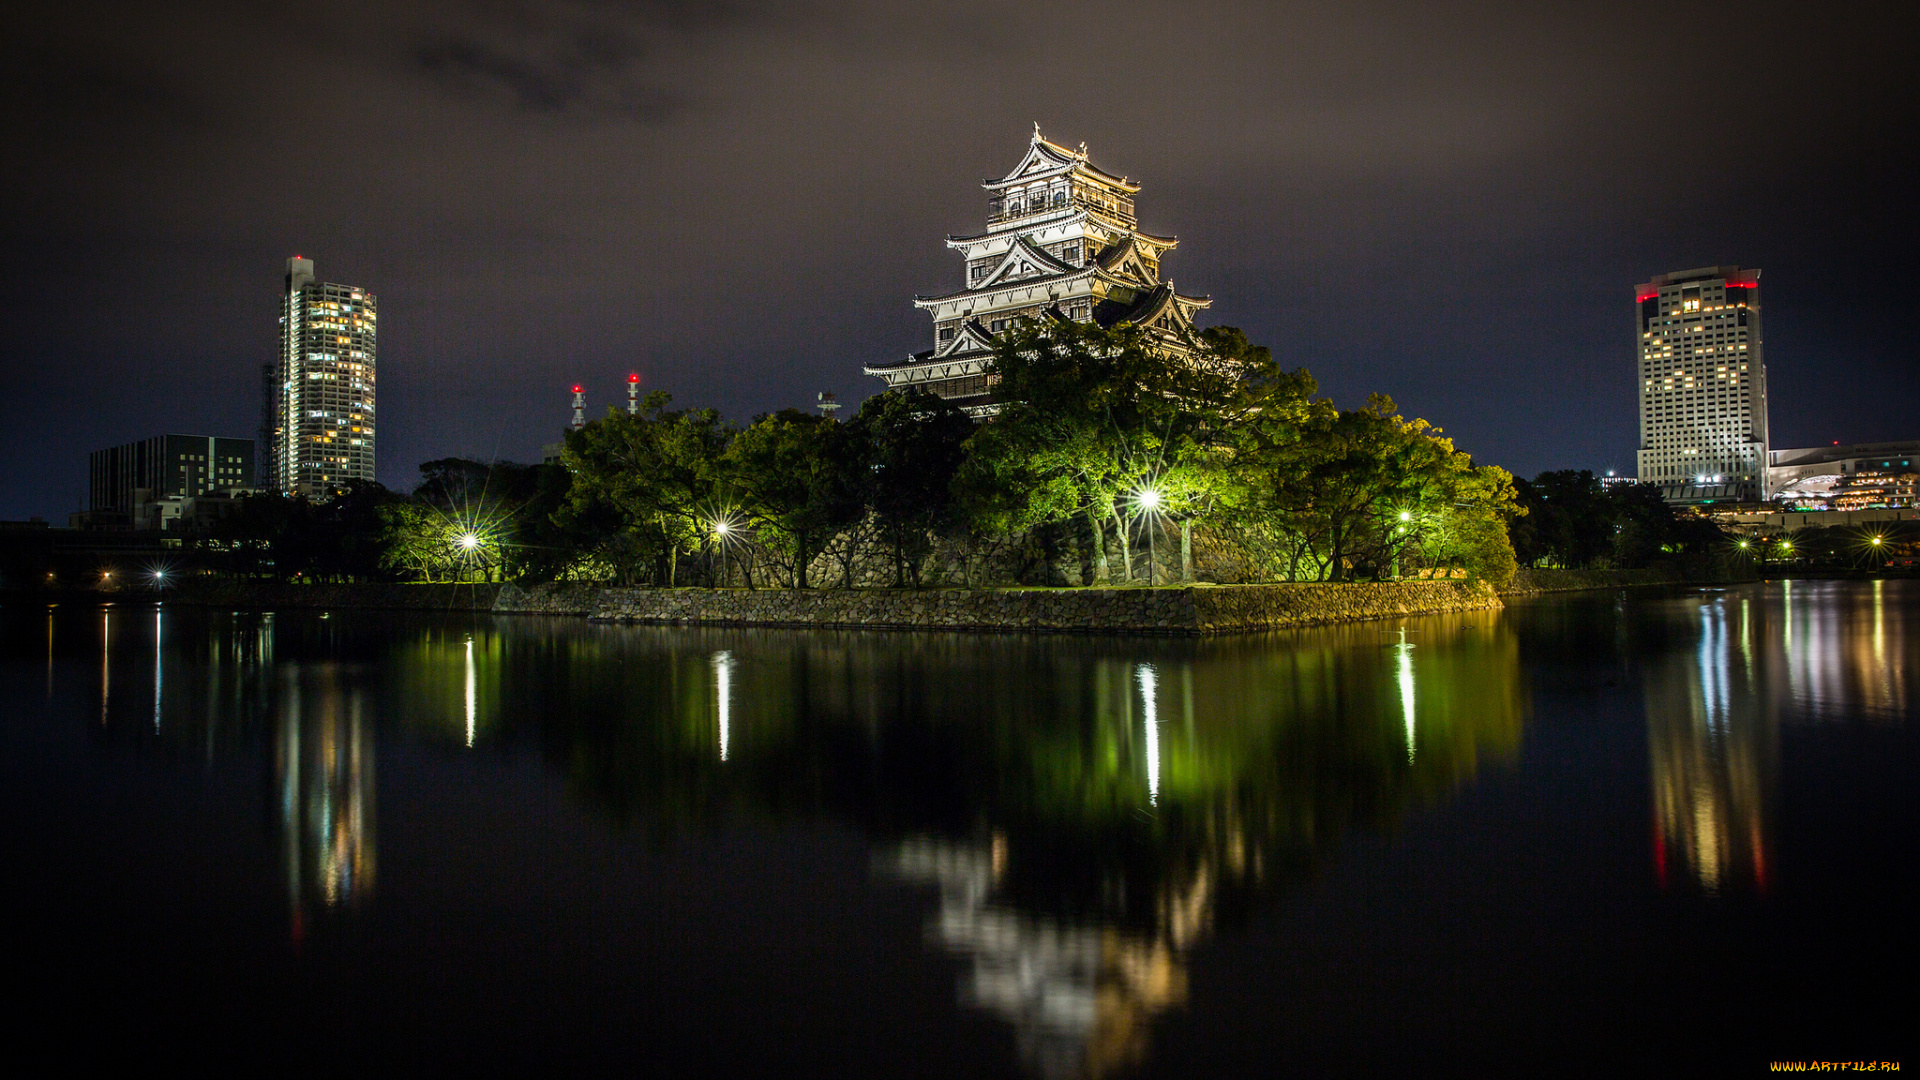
[
  {"x1": 1134, "y1": 486, "x2": 1163, "y2": 585},
  {"x1": 712, "y1": 519, "x2": 732, "y2": 588},
  {"x1": 1390, "y1": 509, "x2": 1415, "y2": 578}
]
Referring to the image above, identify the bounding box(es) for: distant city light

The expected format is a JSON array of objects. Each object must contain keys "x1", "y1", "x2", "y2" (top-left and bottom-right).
[{"x1": 1871, "y1": 536, "x2": 1883, "y2": 546}]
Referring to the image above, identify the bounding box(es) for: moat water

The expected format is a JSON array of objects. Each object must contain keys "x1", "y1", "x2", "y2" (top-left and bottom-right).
[{"x1": 3, "y1": 582, "x2": 1911, "y2": 1075}]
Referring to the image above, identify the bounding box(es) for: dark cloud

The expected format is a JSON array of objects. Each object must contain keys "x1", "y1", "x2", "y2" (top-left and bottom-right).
[{"x1": 1, "y1": 0, "x2": 1915, "y2": 518}]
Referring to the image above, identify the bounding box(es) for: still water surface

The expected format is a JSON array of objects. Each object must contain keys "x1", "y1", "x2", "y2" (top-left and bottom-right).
[{"x1": 3, "y1": 582, "x2": 1913, "y2": 1074}]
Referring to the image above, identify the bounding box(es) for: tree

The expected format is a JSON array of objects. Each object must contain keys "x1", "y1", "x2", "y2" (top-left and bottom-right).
[
  {"x1": 972, "y1": 319, "x2": 1253, "y2": 584},
  {"x1": 558, "y1": 394, "x2": 731, "y2": 584},
  {"x1": 844, "y1": 389, "x2": 974, "y2": 587},
  {"x1": 721, "y1": 409, "x2": 858, "y2": 588}
]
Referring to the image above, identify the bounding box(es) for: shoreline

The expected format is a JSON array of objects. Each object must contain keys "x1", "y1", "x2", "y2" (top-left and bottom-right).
[{"x1": 10, "y1": 570, "x2": 1904, "y2": 632}]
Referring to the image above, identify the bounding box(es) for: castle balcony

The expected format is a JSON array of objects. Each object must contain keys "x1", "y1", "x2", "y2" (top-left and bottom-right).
[{"x1": 987, "y1": 192, "x2": 1136, "y2": 229}]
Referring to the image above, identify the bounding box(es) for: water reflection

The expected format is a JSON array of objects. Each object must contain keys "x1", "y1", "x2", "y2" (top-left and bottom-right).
[
  {"x1": 1643, "y1": 595, "x2": 1776, "y2": 895},
  {"x1": 882, "y1": 835, "x2": 1189, "y2": 1080},
  {"x1": 1639, "y1": 581, "x2": 1917, "y2": 895},
  {"x1": 714, "y1": 649, "x2": 734, "y2": 762},
  {"x1": 26, "y1": 601, "x2": 1533, "y2": 1077},
  {"x1": 276, "y1": 665, "x2": 376, "y2": 937}
]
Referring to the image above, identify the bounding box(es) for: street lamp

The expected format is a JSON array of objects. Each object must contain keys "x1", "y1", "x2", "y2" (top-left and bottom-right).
[
  {"x1": 711, "y1": 518, "x2": 733, "y2": 587},
  {"x1": 456, "y1": 532, "x2": 480, "y2": 552},
  {"x1": 1133, "y1": 486, "x2": 1163, "y2": 585}
]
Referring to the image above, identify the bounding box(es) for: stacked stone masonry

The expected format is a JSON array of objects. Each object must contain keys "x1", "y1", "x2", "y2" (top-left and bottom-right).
[{"x1": 588, "y1": 580, "x2": 1500, "y2": 636}]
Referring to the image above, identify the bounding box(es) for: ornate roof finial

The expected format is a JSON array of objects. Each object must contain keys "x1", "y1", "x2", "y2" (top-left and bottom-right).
[
  {"x1": 1078, "y1": 141, "x2": 1088, "y2": 158},
  {"x1": 1033, "y1": 121, "x2": 1042, "y2": 141}
]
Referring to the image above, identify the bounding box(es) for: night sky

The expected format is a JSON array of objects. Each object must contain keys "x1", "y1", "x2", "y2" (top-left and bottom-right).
[{"x1": 3, "y1": 0, "x2": 1914, "y2": 520}]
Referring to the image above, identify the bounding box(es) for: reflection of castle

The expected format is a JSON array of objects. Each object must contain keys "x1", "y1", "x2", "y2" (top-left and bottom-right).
[
  {"x1": 881, "y1": 835, "x2": 1202, "y2": 1080},
  {"x1": 276, "y1": 665, "x2": 376, "y2": 938},
  {"x1": 1644, "y1": 598, "x2": 1776, "y2": 893}
]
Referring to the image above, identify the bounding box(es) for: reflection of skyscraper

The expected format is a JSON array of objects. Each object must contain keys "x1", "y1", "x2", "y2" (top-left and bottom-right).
[
  {"x1": 1644, "y1": 597, "x2": 1776, "y2": 893},
  {"x1": 276, "y1": 664, "x2": 376, "y2": 937}
]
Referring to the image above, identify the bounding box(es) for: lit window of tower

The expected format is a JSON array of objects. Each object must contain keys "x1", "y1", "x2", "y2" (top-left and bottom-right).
[
  {"x1": 1633, "y1": 266, "x2": 1769, "y2": 504},
  {"x1": 863, "y1": 128, "x2": 1211, "y2": 415},
  {"x1": 269, "y1": 257, "x2": 378, "y2": 498}
]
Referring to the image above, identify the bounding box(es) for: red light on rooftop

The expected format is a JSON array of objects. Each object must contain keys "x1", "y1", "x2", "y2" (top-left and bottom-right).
[
  {"x1": 628, "y1": 373, "x2": 640, "y2": 382},
  {"x1": 572, "y1": 384, "x2": 582, "y2": 393},
  {"x1": 1725, "y1": 280, "x2": 1756, "y2": 289},
  {"x1": 1637, "y1": 291, "x2": 1659, "y2": 302}
]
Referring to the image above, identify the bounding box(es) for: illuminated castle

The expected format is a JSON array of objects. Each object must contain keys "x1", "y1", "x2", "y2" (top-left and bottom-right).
[{"x1": 864, "y1": 129, "x2": 1210, "y2": 415}]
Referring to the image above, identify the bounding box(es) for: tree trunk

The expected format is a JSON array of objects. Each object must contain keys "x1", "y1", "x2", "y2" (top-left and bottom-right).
[
  {"x1": 1111, "y1": 506, "x2": 1132, "y2": 583},
  {"x1": 1180, "y1": 519, "x2": 1192, "y2": 582},
  {"x1": 1086, "y1": 510, "x2": 1108, "y2": 586}
]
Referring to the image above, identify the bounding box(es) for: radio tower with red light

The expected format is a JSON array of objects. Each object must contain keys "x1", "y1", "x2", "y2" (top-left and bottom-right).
[
  {"x1": 627, "y1": 373, "x2": 641, "y2": 415},
  {"x1": 570, "y1": 385, "x2": 586, "y2": 431}
]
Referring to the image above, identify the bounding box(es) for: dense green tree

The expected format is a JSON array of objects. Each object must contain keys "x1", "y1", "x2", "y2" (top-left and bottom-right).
[
  {"x1": 558, "y1": 394, "x2": 731, "y2": 584},
  {"x1": 1509, "y1": 472, "x2": 1724, "y2": 570},
  {"x1": 969, "y1": 320, "x2": 1253, "y2": 583},
  {"x1": 721, "y1": 409, "x2": 858, "y2": 588},
  {"x1": 843, "y1": 389, "x2": 974, "y2": 587}
]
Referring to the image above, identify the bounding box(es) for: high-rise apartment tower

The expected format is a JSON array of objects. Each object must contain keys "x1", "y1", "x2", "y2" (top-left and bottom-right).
[
  {"x1": 1634, "y1": 266, "x2": 1769, "y2": 503},
  {"x1": 269, "y1": 257, "x2": 377, "y2": 497}
]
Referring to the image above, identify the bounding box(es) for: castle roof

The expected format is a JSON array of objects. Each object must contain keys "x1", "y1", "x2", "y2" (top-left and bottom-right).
[{"x1": 980, "y1": 130, "x2": 1140, "y2": 194}]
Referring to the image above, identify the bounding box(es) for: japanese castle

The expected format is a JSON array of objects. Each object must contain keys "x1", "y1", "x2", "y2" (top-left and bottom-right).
[{"x1": 863, "y1": 129, "x2": 1211, "y2": 415}]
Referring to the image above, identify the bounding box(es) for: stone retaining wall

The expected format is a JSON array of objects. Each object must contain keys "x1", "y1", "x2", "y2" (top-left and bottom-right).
[
  {"x1": 590, "y1": 580, "x2": 1500, "y2": 635},
  {"x1": 493, "y1": 582, "x2": 602, "y2": 615}
]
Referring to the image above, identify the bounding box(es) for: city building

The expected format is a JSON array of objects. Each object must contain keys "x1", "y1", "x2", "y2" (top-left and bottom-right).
[
  {"x1": 1634, "y1": 266, "x2": 1769, "y2": 504},
  {"x1": 86, "y1": 434, "x2": 255, "y2": 529},
  {"x1": 1766, "y1": 441, "x2": 1920, "y2": 507},
  {"x1": 864, "y1": 129, "x2": 1211, "y2": 415},
  {"x1": 268, "y1": 257, "x2": 377, "y2": 497}
]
